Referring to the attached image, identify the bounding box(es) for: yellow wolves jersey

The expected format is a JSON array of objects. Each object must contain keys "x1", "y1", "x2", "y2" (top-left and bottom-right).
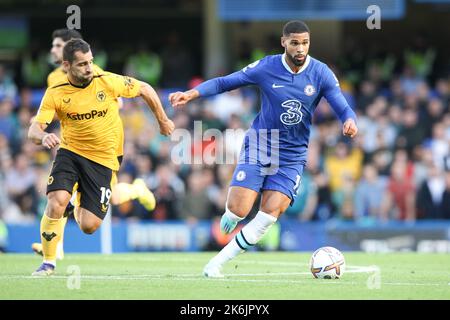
[
  {"x1": 47, "y1": 65, "x2": 125, "y2": 157},
  {"x1": 35, "y1": 71, "x2": 141, "y2": 171}
]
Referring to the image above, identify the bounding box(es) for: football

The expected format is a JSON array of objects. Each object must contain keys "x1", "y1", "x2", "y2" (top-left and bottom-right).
[{"x1": 310, "y1": 246, "x2": 346, "y2": 279}]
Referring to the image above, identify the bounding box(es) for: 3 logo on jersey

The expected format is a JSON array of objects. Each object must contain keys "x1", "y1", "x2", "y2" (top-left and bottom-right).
[{"x1": 280, "y1": 99, "x2": 303, "y2": 125}]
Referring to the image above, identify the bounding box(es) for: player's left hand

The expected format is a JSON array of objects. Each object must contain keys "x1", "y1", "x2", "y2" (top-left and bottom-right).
[
  {"x1": 169, "y1": 89, "x2": 199, "y2": 108},
  {"x1": 159, "y1": 118, "x2": 175, "y2": 136},
  {"x1": 169, "y1": 91, "x2": 190, "y2": 108},
  {"x1": 342, "y1": 118, "x2": 358, "y2": 138}
]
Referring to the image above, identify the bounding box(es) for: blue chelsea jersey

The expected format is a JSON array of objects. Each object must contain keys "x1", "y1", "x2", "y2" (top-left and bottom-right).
[{"x1": 196, "y1": 54, "x2": 357, "y2": 165}]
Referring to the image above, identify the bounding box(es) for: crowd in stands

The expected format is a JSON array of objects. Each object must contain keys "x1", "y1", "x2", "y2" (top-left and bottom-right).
[{"x1": 0, "y1": 33, "x2": 449, "y2": 227}]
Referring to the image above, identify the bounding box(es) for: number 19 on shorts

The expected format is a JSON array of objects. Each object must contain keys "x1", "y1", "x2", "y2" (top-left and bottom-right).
[{"x1": 100, "y1": 187, "x2": 112, "y2": 205}]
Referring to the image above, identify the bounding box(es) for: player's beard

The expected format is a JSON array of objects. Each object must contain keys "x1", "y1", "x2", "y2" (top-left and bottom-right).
[
  {"x1": 288, "y1": 53, "x2": 306, "y2": 67},
  {"x1": 70, "y1": 69, "x2": 93, "y2": 86}
]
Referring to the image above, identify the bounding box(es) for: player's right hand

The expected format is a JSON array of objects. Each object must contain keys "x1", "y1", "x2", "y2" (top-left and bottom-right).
[
  {"x1": 342, "y1": 118, "x2": 358, "y2": 138},
  {"x1": 159, "y1": 119, "x2": 175, "y2": 136},
  {"x1": 168, "y1": 91, "x2": 190, "y2": 108},
  {"x1": 42, "y1": 133, "x2": 60, "y2": 149}
]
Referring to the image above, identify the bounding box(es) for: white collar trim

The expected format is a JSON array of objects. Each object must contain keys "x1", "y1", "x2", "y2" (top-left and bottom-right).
[{"x1": 281, "y1": 54, "x2": 310, "y2": 74}]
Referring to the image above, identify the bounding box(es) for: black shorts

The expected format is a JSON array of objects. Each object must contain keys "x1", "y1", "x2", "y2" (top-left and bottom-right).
[{"x1": 47, "y1": 148, "x2": 114, "y2": 219}]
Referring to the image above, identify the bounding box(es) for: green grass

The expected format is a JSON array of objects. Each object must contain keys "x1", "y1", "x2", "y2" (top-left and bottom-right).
[{"x1": 0, "y1": 252, "x2": 449, "y2": 300}]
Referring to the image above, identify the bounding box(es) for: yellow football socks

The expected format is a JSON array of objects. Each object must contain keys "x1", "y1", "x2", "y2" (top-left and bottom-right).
[{"x1": 40, "y1": 214, "x2": 65, "y2": 263}]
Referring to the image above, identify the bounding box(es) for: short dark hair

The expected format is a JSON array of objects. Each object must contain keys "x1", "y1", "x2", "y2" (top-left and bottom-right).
[
  {"x1": 63, "y1": 39, "x2": 90, "y2": 64},
  {"x1": 282, "y1": 20, "x2": 310, "y2": 36},
  {"x1": 52, "y1": 28, "x2": 83, "y2": 42}
]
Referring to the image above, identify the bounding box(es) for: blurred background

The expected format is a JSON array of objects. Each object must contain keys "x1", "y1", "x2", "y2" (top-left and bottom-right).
[{"x1": 0, "y1": 0, "x2": 449, "y2": 254}]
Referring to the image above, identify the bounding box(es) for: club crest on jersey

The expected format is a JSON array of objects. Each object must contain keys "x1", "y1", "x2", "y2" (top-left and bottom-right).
[
  {"x1": 280, "y1": 99, "x2": 303, "y2": 125},
  {"x1": 304, "y1": 85, "x2": 316, "y2": 96},
  {"x1": 63, "y1": 97, "x2": 71, "y2": 104},
  {"x1": 123, "y1": 76, "x2": 135, "y2": 90},
  {"x1": 96, "y1": 91, "x2": 106, "y2": 102}
]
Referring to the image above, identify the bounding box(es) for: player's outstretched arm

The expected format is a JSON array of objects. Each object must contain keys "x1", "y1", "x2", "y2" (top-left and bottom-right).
[
  {"x1": 139, "y1": 82, "x2": 175, "y2": 136},
  {"x1": 28, "y1": 121, "x2": 60, "y2": 149},
  {"x1": 169, "y1": 89, "x2": 200, "y2": 108},
  {"x1": 169, "y1": 67, "x2": 256, "y2": 109}
]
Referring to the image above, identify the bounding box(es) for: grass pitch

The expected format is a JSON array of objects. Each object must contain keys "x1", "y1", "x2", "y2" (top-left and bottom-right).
[{"x1": 0, "y1": 252, "x2": 449, "y2": 300}]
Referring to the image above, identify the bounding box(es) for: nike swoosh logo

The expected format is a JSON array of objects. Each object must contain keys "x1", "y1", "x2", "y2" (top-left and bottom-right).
[{"x1": 272, "y1": 84, "x2": 285, "y2": 88}]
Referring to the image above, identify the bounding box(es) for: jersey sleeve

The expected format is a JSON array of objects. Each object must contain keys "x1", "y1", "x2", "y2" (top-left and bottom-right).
[
  {"x1": 321, "y1": 65, "x2": 357, "y2": 124},
  {"x1": 34, "y1": 89, "x2": 56, "y2": 124},
  {"x1": 108, "y1": 73, "x2": 142, "y2": 98},
  {"x1": 196, "y1": 59, "x2": 261, "y2": 97}
]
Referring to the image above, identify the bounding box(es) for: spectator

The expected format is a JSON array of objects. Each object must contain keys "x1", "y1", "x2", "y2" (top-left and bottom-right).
[
  {"x1": 354, "y1": 164, "x2": 387, "y2": 221},
  {"x1": 356, "y1": 80, "x2": 377, "y2": 112},
  {"x1": 434, "y1": 78, "x2": 449, "y2": 106},
  {"x1": 309, "y1": 170, "x2": 336, "y2": 221},
  {"x1": 427, "y1": 122, "x2": 449, "y2": 170},
  {"x1": 21, "y1": 45, "x2": 49, "y2": 88},
  {"x1": 4, "y1": 153, "x2": 38, "y2": 217},
  {"x1": 179, "y1": 170, "x2": 213, "y2": 223},
  {"x1": 421, "y1": 98, "x2": 445, "y2": 139},
  {"x1": 324, "y1": 140, "x2": 363, "y2": 193},
  {"x1": 124, "y1": 42, "x2": 162, "y2": 87},
  {"x1": 404, "y1": 35, "x2": 436, "y2": 79},
  {"x1": 0, "y1": 64, "x2": 18, "y2": 102},
  {"x1": 442, "y1": 171, "x2": 450, "y2": 219},
  {"x1": 160, "y1": 31, "x2": 193, "y2": 88},
  {"x1": 416, "y1": 163, "x2": 447, "y2": 219},
  {"x1": 0, "y1": 99, "x2": 19, "y2": 151},
  {"x1": 395, "y1": 108, "x2": 425, "y2": 156},
  {"x1": 381, "y1": 160, "x2": 416, "y2": 221},
  {"x1": 204, "y1": 89, "x2": 251, "y2": 125},
  {"x1": 148, "y1": 164, "x2": 184, "y2": 220},
  {"x1": 332, "y1": 173, "x2": 356, "y2": 220}
]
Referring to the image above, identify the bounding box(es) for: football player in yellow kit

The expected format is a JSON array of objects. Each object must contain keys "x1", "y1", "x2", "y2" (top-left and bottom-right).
[
  {"x1": 30, "y1": 39, "x2": 174, "y2": 275},
  {"x1": 31, "y1": 30, "x2": 159, "y2": 263}
]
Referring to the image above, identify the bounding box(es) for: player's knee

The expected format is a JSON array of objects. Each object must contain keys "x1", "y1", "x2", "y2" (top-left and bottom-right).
[
  {"x1": 46, "y1": 193, "x2": 69, "y2": 218},
  {"x1": 80, "y1": 222, "x2": 100, "y2": 235},
  {"x1": 259, "y1": 206, "x2": 286, "y2": 218},
  {"x1": 226, "y1": 201, "x2": 249, "y2": 218},
  {"x1": 262, "y1": 208, "x2": 282, "y2": 218},
  {"x1": 260, "y1": 194, "x2": 291, "y2": 218}
]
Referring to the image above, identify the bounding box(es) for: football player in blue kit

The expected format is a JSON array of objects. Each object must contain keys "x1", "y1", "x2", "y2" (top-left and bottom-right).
[{"x1": 169, "y1": 20, "x2": 358, "y2": 277}]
